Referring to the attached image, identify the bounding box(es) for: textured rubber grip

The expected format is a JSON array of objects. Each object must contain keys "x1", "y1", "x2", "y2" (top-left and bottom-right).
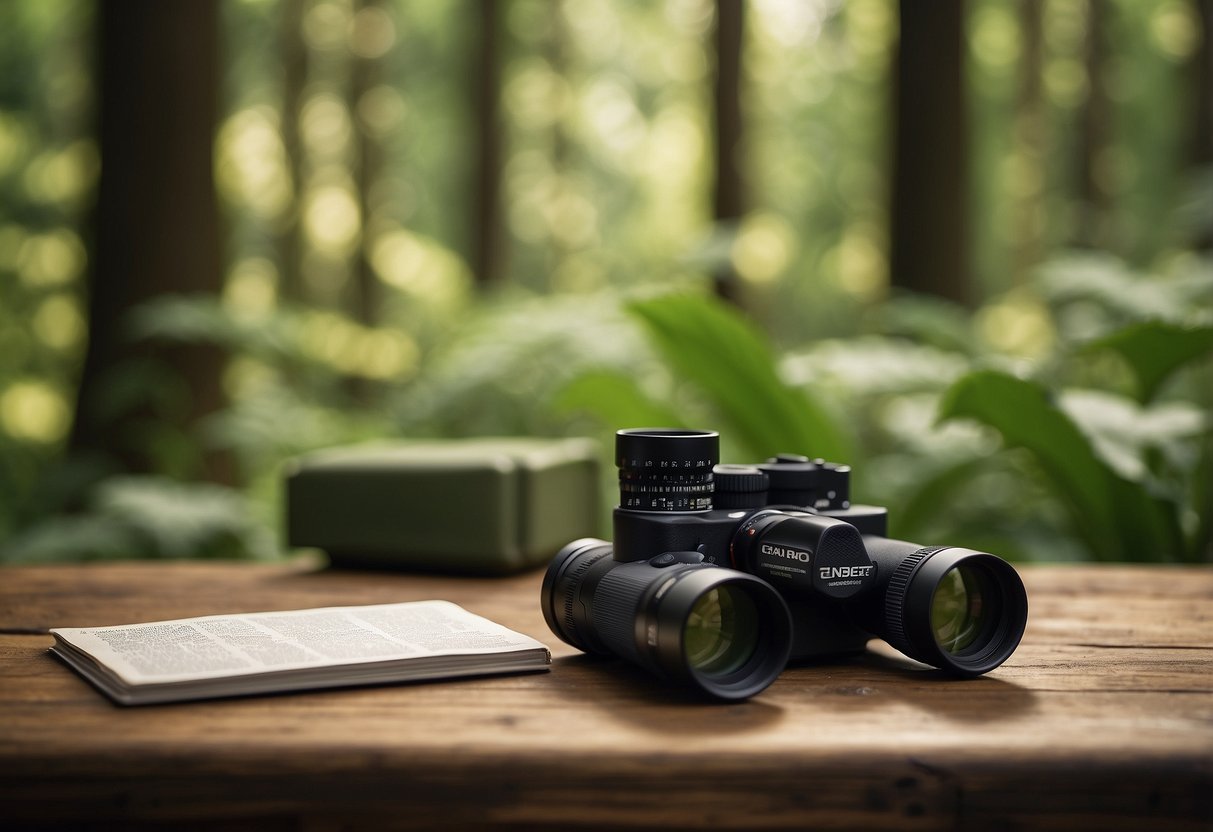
[
  {"x1": 593, "y1": 565, "x2": 668, "y2": 665},
  {"x1": 883, "y1": 547, "x2": 946, "y2": 656}
]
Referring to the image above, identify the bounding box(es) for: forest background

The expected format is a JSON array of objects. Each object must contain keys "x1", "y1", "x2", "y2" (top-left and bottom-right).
[{"x1": 1, "y1": 0, "x2": 1210, "y2": 565}]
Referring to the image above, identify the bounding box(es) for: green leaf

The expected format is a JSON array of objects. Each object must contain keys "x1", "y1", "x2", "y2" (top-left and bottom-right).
[
  {"x1": 1036, "y1": 253, "x2": 1189, "y2": 322},
  {"x1": 939, "y1": 370, "x2": 1186, "y2": 561},
  {"x1": 554, "y1": 371, "x2": 686, "y2": 430},
  {"x1": 782, "y1": 337, "x2": 969, "y2": 398},
  {"x1": 870, "y1": 293, "x2": 978, "y2": 356},
  {"x1": 1084, "y1": 320, "x2": 1213, "y2": 403},
  {"x1": 627, "y1": 292, "x2": 850, "y2": 462},
  {"x1": 888, "y1": 456, "x2": 991, "y2": 543},
  {"x1": 1058, "y1": 390, "x2": 1207, "y2": 485},
  {"x1": 1193, "y1": 435, "x2": 1213, "y2": 563}
]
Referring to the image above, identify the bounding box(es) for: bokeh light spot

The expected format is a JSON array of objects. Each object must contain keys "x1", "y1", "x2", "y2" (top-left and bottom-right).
[
  {"x1": 0, "y1": 382, "x2": 70, "y2": 444},
  {"x1": 303, "y1": 185, "x2": 361, "y2": 254},
  {"x1": 732, "y1": 212, "x2": 795, "y2": 284},
  {"x1": 18, "y1": 230, "x2": 86, "y2": 288},
  {"x1": 32, "y1": 294, "x2": 86, "y2": 352}
]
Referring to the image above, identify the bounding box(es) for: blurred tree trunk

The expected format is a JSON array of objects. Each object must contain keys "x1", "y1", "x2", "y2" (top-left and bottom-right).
[
  {"x1": 712, "y1": 0, "x2": 745, "y2": 304},
  {"x1": 71, "y1": 0, "x2": 229, "y2": 482},
  {"x1": 1192, "y1": 0, "x2": 1213, "y2": 250},
  {"x1": 1074, "y1": 0, "x2": 1111, "y2": 249},
  {"x1": 471, "y1": 1, "x2": 504, "y2": 285},
  {"x1": 350, "y1": 0, "x2": 381, "y2": 328},
  {"x1": 544, "y1": 0, "x2": 570, "y2": 291},
  {"x1": 1012, "y1": 0, "x2": 1045, "y2": 285},
  {"x1": 278, "y1": 0, "x2": 309, "y2": 301},
  {"x1": 888, "y1": 0, "x2": 969, "y2": 306}
]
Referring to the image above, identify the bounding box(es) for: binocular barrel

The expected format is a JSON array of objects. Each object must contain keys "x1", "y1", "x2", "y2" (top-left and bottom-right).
[
  {"x1": 857, "y1": 536, "x2": 1029, "y2": 677},
  {"x1": 541, "y1": 539, "x2": 792, "y2": 700}
]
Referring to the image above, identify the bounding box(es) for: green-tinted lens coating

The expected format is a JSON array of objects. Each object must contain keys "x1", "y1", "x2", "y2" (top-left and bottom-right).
[
  {"x1": 684, "y1": 586, "x2": 759, "y2": 677},
  {"x1": 930, "y1": 566, "x2": 987, "y2": 654}
]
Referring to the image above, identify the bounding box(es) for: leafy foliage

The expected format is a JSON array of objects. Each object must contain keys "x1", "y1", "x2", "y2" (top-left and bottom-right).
[
  {"x1": 939, "y1": 371, "x2": 1186, "y2": 561},
  {"x1": 1084, "y1": 321, "x2": 1213, "y2": 404},
  {"x1": 932, "y1": 255, "x2": 1213, "y2": 563},
  {"x1": 626, "y1": 293, "x2": 852, "y2": 462},
  {"x1": 1, "y1": 2, "x2": 1210, "y2": 566},
  {"x1": 4, "y1": 476, "x2": 275, "y2": 563}
]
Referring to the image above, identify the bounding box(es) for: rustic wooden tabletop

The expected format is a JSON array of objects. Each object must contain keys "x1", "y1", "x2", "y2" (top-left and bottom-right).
[{"x1": 0, "y1": 558, "x2": 1209, "y2": 830}]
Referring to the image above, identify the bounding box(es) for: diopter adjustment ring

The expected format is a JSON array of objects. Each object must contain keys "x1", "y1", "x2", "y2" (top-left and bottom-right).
[{"x1": 883, "y1": 547, "x2": 947, "y2": 656}]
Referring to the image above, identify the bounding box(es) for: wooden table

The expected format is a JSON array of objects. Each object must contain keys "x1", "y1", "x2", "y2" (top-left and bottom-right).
[{"x1": 0, "y1": 560, "x2": 1210, "y2": 830}]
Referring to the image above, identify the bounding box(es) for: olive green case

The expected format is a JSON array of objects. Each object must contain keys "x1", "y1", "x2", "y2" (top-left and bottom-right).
[{"x1": 284, "y1": 438, "x2": 601, "y2": 574}]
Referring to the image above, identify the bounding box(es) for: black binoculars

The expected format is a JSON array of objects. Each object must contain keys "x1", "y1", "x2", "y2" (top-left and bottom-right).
[{"x1": 541, "y1": 429, "x2": 1029, "y2": 700}]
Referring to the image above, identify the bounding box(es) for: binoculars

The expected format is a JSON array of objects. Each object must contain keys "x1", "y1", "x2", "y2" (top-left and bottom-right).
[{"x1": 541, "y1": 429, "x2": 1029, "y2": 700}]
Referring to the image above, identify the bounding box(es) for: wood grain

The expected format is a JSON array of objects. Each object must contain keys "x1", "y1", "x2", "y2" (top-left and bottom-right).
[{"x1": 0, "y1": 559, "x2": 1209, "y2": 830}]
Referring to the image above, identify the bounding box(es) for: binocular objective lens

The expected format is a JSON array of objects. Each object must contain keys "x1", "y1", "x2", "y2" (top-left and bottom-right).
[
  {"x1": 930, "y1": 565, "x2": 987, "y2": 654},
  {"x1": 684, "y1": 586, "x2": 759, "y2": 677},
  {"x1": 876, "y1": 543, "x2": 1028, "y2": 676},
  {"x1": 540, "y1": 538, "x2": 792, "y2": 700}
]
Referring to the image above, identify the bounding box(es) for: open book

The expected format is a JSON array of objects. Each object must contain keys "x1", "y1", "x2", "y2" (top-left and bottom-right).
[{"x1": 50, "y1": 600, "x2": 550, "y2": 705}]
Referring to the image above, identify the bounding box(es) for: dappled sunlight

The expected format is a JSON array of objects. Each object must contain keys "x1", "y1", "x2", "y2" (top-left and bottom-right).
[
  {"x1": 976, "y1": 290, "x2": 1057, "y2": 359},
  {"x1": 0, "y1": 381, "x2": 70, "y2": 444},
  {"x1": 223, "y1": 258, "x2": 280, "y2": 320},
  {"x1": 22, "y1": 140, "x2": 97, "y2": 208},
  {"x1": 299, "y1": 310, "x2": 419, "y2": 381},
  {"x1": 370, "y1": 226, "x2": 471, "y2": 307},
  {"x1": 300, "y1": 93, "x2": 353, "y2": 159},
  {"x1": 825, "y1": 225, "x2": 886, "y2": 302},
  {"x1": 1149, "y1": 1, "x2": 1200, "y2": 60},
  {"x1": 31, "y1": 294, "x2": 86, "y2": 352},
  {"x1": 302, "y1": 184, "x2": 361, "y2": 255},
  {"x1": 348, "y1": 4, "x2": 395, "y2": 60},
  {"x1": 731, "y1": 213, "x2": 795, "y2": 285},
  {"x1": 0, "y1": 0, "x2": 1209, "y2": 564},
  {"x1": 355, "y1": 85, "x2": 406, "y2": 138},
  {"x1": 15, "y1": 229, "x2": 86, "y2": 288},
  {"x1": 505, "y1": 59, "x2": 568, "y2": 132},
  {"x1": 216, "y1": 106, "x2": 293, "y2": 221}
]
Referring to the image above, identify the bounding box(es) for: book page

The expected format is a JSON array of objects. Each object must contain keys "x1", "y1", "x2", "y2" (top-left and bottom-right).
[{"x1": 51, "y1": 600, "x2": 547, "y2": 685}]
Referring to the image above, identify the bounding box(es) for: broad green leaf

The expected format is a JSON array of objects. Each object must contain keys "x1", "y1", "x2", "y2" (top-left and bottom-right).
[
  {"x1": 95, "y1": 476, "x2": 276, "y2": 559},
  {"x1": 555, "y1": 371, "x2": 686, "y2": 431},
  {"x1": 1058, "y1": 390, "x2": 1207, "y2": 485},
  {"x1": 1084, "y1": 320, "x2": 1213, "y2": 403},
  {"x1": 871, "y1": 293, "x2": 979, "y2": 356},
  {"x1": 939, "y1": 370, "x2": 1185, "y2": 561},
  {"x1": 0, "y1": 516, "x2": 141, "y2": 564},
  {"x1": 627, "y1": 293, "x2": 850, "y2": 462},
  {"x1": 1193, "y1": 437, "x2": 1213, "y2": 563},
  {"x1": 887, "y1": 456, "x2": 992, "y2": 543},
  {"x1": 0, "y1": 477, "x2": 276, "y2": 562},
  {"x1": 1036, "y1": 253, "x2": 1189, "y2": 322},
  {"x1": 782, "y1": 338, "x2": 968, "y2": 398}
]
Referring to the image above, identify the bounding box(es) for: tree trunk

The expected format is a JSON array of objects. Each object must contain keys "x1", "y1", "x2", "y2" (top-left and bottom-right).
[
  {"x1": 712, "y1": 0, "x2": 745, "y2": 304},
  {"x1": 349, "y1": 0, "x2": 382, "y2": 328},
  {"x1": 278, "y1": 0, "x2": 309, "y2": 302},
  {"x1": 1192, "y1": 0, "x2": 1213, "y2": 250},
  {"x1": 1074, "y1": 0, "x2": 1111, "y2": 250},
  {"x1": 471, "y1": 1, "x2": 504, "y2": 286},
  {"x1": 543, "y1": 0, "x2": 570, "y2": 292},
  {"x1": 888, "y1": 0, "x2": 969, "y2": 305},
  {"x1": 1012, "y1": 0, "x2": 1045, "y2": 284},
  {"x1": 71, "y1": 0, "x2": 228, "y2": 481}
]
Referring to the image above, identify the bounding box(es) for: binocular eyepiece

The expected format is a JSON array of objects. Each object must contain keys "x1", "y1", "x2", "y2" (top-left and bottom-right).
[{"x1": 540, "y1": 428, "x2": 1030, "y2": 701}]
